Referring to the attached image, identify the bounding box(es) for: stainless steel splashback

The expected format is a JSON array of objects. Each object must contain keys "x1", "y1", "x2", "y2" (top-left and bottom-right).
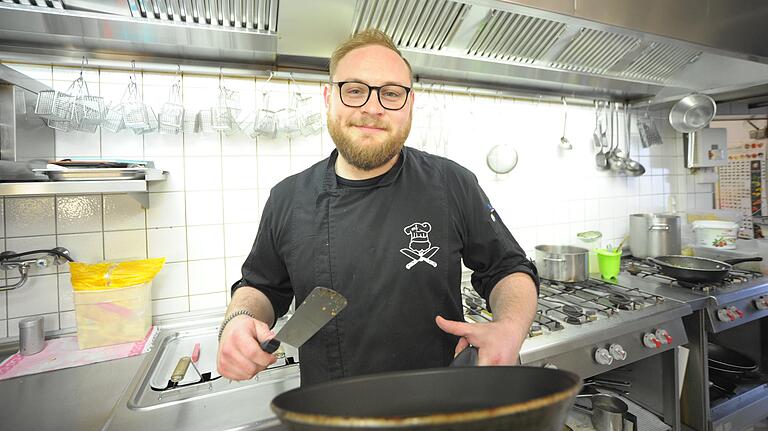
[{"x1": 0, "y1": 0, "x2": 767, "y2": 102}]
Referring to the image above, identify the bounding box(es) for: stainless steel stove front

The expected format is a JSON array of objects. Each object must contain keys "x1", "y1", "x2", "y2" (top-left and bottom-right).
[
  {"x1": 619, "y1": 257, "x2": 768, "y2": 431},
  {"x1": 462, "y1": 276, "x2": 691, "y2": 430}
]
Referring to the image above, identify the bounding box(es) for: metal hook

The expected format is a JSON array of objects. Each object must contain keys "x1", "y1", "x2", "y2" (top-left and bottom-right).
[
  {"x1": 259, "y1": 70, "x2": 274, "y2": 95},
  {"x1": 130, "y1": 60, "x2": 138, "y2": 83},
  {"x1": 80, "y1": 56, "x2": 87, "y2": 77}
]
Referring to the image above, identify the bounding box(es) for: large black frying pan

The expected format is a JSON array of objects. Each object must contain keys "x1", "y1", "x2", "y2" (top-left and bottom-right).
[
  {"x1": 648, "y1": 255, "x2": 763, "y2": 283},
  {"x1": 271, "y1": 348, "x2": 582, "y2": 431},
  {"x1": 708, "y1": 343, "x2": 759, "y2": 374}
]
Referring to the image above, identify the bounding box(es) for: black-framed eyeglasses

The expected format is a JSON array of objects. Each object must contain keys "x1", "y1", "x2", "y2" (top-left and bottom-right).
[{"x1": 332, "y1": 81, "x2": 411, "y2": 111}]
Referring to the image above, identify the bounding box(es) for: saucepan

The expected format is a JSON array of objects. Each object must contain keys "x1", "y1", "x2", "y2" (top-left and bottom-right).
[
  {"x1": 535, "y1": 245, "x2": 589, "y2": 282},
  {"x1": 271, "y1": 347, "x2": 582, "y2": 431},
  {"x1": 647, "y1": 255, "x2": 763, "y2": 283}
]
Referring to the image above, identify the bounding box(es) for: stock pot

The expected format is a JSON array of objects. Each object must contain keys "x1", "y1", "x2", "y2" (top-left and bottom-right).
[
  {"x1": 629, "y1": 214, "x2": 681, "y2": 258},
  {"x1": 535, "y1": 245, "x2": 589, "y2": 282}
]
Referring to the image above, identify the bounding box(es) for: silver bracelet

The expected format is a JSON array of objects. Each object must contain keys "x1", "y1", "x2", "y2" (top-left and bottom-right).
[{"x1": 218, "y1": 309, "x2": 256, "y2": 341}]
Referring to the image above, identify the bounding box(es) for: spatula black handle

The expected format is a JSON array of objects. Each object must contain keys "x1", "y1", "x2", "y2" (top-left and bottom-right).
[
  {"x1": 260, "y1": 338, "x2": 281, "y2": 354},
  {"x1": 450, "y1": 346, "x2": 479, "y2": 367}
]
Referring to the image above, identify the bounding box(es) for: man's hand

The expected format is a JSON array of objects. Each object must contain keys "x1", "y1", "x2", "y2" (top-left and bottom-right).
[
  {"x1": 217, "y1": 315, "x2": 278, "y2": 380},
  {"x1": 435, "y1": 315, "x2": 524, "y2": 366}
]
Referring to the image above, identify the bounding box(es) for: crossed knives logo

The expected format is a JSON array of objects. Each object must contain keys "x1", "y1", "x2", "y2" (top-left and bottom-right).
[{"x1": 400, "y1": 222, "x2": 439, "y2": 270}]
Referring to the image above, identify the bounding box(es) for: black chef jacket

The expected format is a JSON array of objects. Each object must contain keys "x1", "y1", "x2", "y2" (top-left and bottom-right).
[{"x1": 233, "y1": 147, "x2": 539, "y2": 386}]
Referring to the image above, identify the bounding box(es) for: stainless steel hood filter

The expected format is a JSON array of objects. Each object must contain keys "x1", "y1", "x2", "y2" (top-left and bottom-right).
[{"x1": 1, "y1": 0, "x2": 768, "y2": 103}]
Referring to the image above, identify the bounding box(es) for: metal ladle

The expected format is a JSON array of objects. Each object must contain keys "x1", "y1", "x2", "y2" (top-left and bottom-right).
[
  {"x1": 559, "y1": 97, "x2": 572, "y2": 150},
  {"x1": 595, "y1": 101, "x2": 609, "y2": 170},
  {"x1": 592, "y1": 101, "x2": 602, "y2": 152},
  {"x1": 607, "y1": 102, "x2": 626, "y2": 172},
  {"x1": 623, "y1": 105, "x2": 646, "y2": 176}
]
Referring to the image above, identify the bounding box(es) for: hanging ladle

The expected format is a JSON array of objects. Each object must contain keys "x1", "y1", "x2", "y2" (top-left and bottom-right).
[
  {"x1": 623, "y1": 104, "x2": 646, "y2": 176},
  {"x1": 595, "y1": 101, "x2": 609, "y2": 170},
  {"x1": 607, "y1": 102, "x2": 627, "y2": 173},
  {"x1": 559, "y1": 97, "x2": 572, "y2": 150},
  {"x1": 592, "y1": 101, "x2": 602, "y2": 152}
]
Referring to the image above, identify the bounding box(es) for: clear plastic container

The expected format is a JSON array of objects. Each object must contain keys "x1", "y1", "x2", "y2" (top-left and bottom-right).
[
  {"x1": 576, "y1": 231, "x2": 603, "y2": 274},
  {"x1": 73, "y1": 281, "x2": 152, "y2": 349}
]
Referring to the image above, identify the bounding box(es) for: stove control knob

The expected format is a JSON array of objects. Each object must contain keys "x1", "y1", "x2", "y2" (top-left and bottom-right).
[
  {"x1": 717, "y1": 308, "x2": 732, "y2": 322},
  {"x1": 643, "y1": 333, "x2": 661, "y2": 349},
  {"x1": 755, "y1": 296, "x2": 768, "y2": 310},
  {"x1": 655, "y1": 329, "x2": 673, "y2": 345},
  {"x1": 728, "y1": 305, "x2": 744, "y2": 319},
  {"x1": 594, "y1": 347, "x2": 614, "y2": 365},
  {"x1": 609, "y1": 344, "x2": 627, "y2": 361}
]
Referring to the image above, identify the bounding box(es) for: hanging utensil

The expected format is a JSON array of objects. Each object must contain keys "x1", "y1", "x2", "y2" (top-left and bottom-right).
[
  {"x1": 158, "y1": 66, "x2": 184, "y2": 135},
  {"x1": 559, "y1": 97, "x2": 572, "y2": 150},
  {"x1": 637, "y1": 100, "x2": 663, "y2": 147},
  {"x1": 669, "y1": 93, "x2": 716, "y2": 133},
  {"x1": 487, "y1": 144, "x2": 519, "y2": 174},
  {"x1": 596, "y1": 101, "x2": 610, "y2": 170},
  {"x1": 607, "y1": 102, "x2": 626, "y2": 173},
  {"x1": 592, "y1": 101, "x2": 602, "y2": 152},
  {"x1": 623, "y1": 105, "x2": 646, "y2": 176}
]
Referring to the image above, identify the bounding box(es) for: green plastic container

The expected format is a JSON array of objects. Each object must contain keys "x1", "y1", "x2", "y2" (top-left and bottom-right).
[{"x1": 596, "y1": 249, "x2": 622, "y2": 280}]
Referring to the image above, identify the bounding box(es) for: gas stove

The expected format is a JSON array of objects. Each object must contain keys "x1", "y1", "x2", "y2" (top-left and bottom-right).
[
  {"x1": 619, "y1": 256, "x2": 768, "y2": 333},
  {"x1": 616, "y1": 256, "x2": 768, "y2": 431},
  {"x1": 462, "y1": 276, "x2": 691, "y2": 379}
]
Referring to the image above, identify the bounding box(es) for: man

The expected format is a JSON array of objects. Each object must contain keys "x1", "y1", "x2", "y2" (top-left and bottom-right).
[{"x1": 217, "y1": 29, "x2": 539, "y2": 386}]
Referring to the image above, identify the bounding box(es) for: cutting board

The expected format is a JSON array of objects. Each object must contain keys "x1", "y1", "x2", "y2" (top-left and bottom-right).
[{"x1": 0, "y1": 326, "x2": 158, "y2": 381}]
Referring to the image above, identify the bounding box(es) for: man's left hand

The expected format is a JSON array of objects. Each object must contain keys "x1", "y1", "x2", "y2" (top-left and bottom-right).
[{"x1": 435, "y1": 315, "x2": 524, "y2": 366}]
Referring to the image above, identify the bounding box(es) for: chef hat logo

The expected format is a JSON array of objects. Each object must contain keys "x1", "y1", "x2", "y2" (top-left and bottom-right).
[
  {"x1": 404, "y1": 222, "x2": 431, "y2": 238},
  {"x1": 400, "y1": 222, "x2": 439, "y2": 269}
]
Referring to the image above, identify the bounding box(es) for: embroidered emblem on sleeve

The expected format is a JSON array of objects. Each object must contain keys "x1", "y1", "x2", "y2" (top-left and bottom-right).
[{"x1": 400, "y1": 222, "x2": 439, "y2": 270}]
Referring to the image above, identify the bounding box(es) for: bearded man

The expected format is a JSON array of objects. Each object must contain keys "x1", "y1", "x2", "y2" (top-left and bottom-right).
[{"x1": 217, "y1": 29, "x2": 539, "y2": 386}]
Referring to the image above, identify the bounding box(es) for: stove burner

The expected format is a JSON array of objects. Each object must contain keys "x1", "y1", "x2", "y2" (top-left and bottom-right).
[
  {"x1": 561, "y1": 304, "x2": 583, "y2": 318},
  {"x1": 462, "y1": 275, "x2": 666, "y2": 338},
  {"x1": 532, "y1": 313, "x2": 564, "y2": 335},
  {"x1": 608, "y1": 293, "x2": 634, "y2": 310}
]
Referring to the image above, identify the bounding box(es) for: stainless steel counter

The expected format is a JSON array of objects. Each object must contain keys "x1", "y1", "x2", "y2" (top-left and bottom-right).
[
  {"x1": 0, "y1": 310, "x2": 296, "y2": 431},
  {"x1": 0, "y1": 351, "x2": 145, "y2": 431}
]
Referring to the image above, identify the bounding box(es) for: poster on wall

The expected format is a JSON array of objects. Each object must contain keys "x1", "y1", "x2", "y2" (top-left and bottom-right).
[{"x1": 714, "y1": 119, "x2": 767, "y2": 239}]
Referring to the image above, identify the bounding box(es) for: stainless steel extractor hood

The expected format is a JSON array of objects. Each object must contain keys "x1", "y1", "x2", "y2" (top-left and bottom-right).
[{"x1": 0, "y1": 0, "x2": 767, "y2": 103}]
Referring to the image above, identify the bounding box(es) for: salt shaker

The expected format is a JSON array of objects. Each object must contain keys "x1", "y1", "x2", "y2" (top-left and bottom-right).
[{"x1": 19, "y1": 316, "x2": 45, "y2": 356}]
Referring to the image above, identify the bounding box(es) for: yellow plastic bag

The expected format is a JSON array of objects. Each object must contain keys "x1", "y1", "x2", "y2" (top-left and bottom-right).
[{"x1": 70, "y1": 258, "x2": 165, "y2": 291}]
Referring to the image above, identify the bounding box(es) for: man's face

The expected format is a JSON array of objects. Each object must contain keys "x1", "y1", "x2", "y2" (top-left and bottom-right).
[{"x1": 324, "y1": 45, "x2": 414, "y2": 171}]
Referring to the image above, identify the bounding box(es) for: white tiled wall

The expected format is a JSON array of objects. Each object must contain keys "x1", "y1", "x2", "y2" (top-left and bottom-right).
[{"x1": 0, "y1": 63, "x2": 712, "y2": 341}]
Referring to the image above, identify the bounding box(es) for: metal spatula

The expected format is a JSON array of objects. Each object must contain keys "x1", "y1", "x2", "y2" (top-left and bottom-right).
[{"x1": 260, "y1": 287, "x2": 348, "y2": 353}]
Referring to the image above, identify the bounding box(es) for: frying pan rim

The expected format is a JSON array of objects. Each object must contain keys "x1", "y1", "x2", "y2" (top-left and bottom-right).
[
  {"x1": 649, "y1": 255, "x2": 732, "y2": 272},
  {"x1": 708, "y1": 343, "x2": 759, "y2": 372},
  {"x1": 271, "y1": 367, "x2": 582, "y2": 427},
  {"x1": 709, "y1": 355, "x2": 758, "y2": 371},
  {"x1": 709, "y1": 363, "x2": 759, "y2": 374}
]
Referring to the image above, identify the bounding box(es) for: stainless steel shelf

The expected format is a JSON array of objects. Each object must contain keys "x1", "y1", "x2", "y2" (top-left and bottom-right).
[
  {"x1": 0, "y1": 175, "x2": 166, "y2": 208},
  {"x1": 711, "y1": 382, "x2": 768, "y2": 431}
]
